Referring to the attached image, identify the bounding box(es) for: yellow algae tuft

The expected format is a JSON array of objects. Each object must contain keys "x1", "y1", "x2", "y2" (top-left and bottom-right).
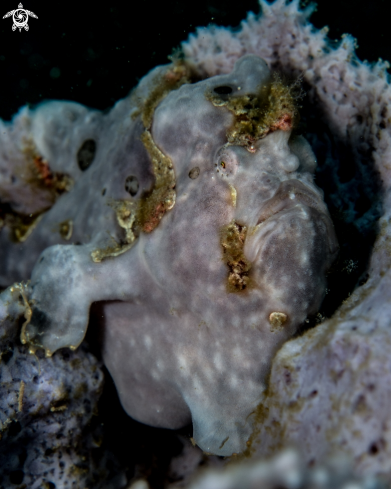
[
  {"x1": 91, "y1": 237, "x2": 133, "y2": 263},
  {"x1": 269, "y1": 312, "x2": 288, "y2": 332},
  {"x1": 110, "y1": 200, "x2": 139, "y2": 243},
  {"x1": 220, "y1": 221, "x2": 252, "y2": 292},
  {"x1": 18, "y1": 380, "x2": 25, "y2": 413},
  {"x1": 93, "y1": 61, "x2": 182, "y2": 262},
  {"x1": 7, "y1": 211, "x2": 44, "y2": 243},
  {"x1": 91, "y1": 126, "x2": 176, "y2": 262},
  {"x1": 228, "y1": 183, "x2": 237, "y2": 207},
  {"x1": 207, "y1": 73, "x2": 301, "y2": 152},
  {"x1": 138, "y1": 130, "x2": 176, "y2": 233},
  {"x1": 14, "y1": 282, "x2": 33, "y2": 346},
  {"x1": 58, "y1": 219, "x2": 73, "y2": 241},
  {"x1": 50, "y1": 404, "x2": 67, "y2": 412},
  {"x1": 91, "y1": 200, "x2": 138, "y2": 263},
  {"x1": 139, "y1": 59, "x2": 195, "y2": 129}
]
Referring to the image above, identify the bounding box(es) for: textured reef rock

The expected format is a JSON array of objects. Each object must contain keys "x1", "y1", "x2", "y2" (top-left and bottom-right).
[
  {"x1": 185, "y1": 449, "x2": 386, "y2": 489},
  {"x1": 1, "y1": 0, "x2": 391, "y2": 485},
  {"x1": 128, "y1": 449, "x2": 387, "y2": 489},
  {"x1": 0, "y1": 52, "x2": 337, "y2": 457},
  {"x1": 0, "y1": 286, "x2": 125, "y2": 488}
]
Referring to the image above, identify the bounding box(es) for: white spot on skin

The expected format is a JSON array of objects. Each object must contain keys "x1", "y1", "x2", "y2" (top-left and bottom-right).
[
  {"x1": 232, "y1": 346, "x2": 243, "y2": 360},
  {"x1": 144, "y1": 335, "x2": 152, "y2": 350},
  {"x1": 289, "y1": 192, "x2": 296, "y2": 200},
  {"x1": 213, "y1": 352, "x2": 224, "y2": 371},
  {"x1": 151, "y1": 369, "x2": 160, "y2": 380},
  {"x1": 192, "y1": 375, "x2": 205, "y2": 393},
  {"x1": 284, "y1": 154, "x2": 300, "y2": 172},
  {"x1": 232, "y1": 316, "x2": 240, "y2": 328},
  {"x1": 298, "y1": 206, "x2": 311, "y2": 219},
  {"x1": 156, "y1": 360, "x2": 164, "y2": 370},
  {"x1": 202, "y1": 366, "x2": 214, "y2": 381},
  {"x1": 177, "y1": 353, "x2": 189, "y2": 373},
  {"x1": 300, "y1": 251, "x2": 309, "y2": 264}
]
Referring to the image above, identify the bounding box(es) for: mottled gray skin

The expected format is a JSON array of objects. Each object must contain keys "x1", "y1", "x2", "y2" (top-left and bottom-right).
[{"x1": 0, "y1": 55, "x2": 337, "y2": 455}]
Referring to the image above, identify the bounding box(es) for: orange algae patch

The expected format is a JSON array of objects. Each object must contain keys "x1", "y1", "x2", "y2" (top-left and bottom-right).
[
  {"x1": 21, "y1": 137, "x2": 74, "y2": 197},
  {"x1": 31, "y1": 156, "x2": 73, "y2": 195},
  {"x1": 0, "y1": 143, "x2": 74, "y2": 242}
]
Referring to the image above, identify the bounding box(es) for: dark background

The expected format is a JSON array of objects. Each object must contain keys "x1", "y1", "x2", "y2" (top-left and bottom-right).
[{"x1": 0, "y1": 0, "x2": 390, "y2": 121}]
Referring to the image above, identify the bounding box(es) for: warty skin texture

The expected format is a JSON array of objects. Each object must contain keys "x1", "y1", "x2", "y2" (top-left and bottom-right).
[{"x1": 0, "y1": 55, "x2": 337, "y2": 455}]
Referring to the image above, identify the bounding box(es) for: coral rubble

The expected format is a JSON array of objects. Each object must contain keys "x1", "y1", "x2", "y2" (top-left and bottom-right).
[
  {"x1": 184, "y1": 449, "x2": 386, "y2": 489},
  {"x1": 0, "y1": 285, "x2": 125, "y2": 488}
]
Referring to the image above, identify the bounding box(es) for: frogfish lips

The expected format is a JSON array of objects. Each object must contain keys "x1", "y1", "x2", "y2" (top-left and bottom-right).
[
  {"x1": 244, "y1": 179, "x2": 339, "y2": 268},
  {"x1": 256, "y1": 179, "x2": 328, "y2": 226}
]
